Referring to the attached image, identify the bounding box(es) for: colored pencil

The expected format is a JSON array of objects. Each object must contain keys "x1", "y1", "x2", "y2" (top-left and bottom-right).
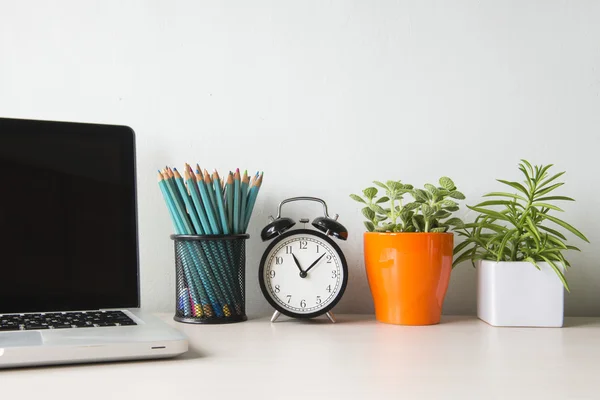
[
  {"x1": 195, "y1": 168, "x2": 221, "y2": 235},
  {"x1": 243, "y1": 172, "x2": 263, "y2": 231},
  {"x1": 239, "y1": 170, "x2": 249, "y2": 235},
  {"x1": 211, "y1": 170, "x2": 230, "y2": 235},
  {"x1": 225, "y1": 172, "x2": 234, "y2": 232},
  {"x1": 233, "y1": 169, "x2": 241, "y2": 234}
]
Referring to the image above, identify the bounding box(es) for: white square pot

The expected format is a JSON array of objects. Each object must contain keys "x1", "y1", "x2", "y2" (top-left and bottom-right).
[{"x1": 477, "y1": 260, "x2": 564, "y2": 327}]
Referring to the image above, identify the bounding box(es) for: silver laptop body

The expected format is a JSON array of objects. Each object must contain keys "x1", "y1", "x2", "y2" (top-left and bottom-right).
[{"x1": 0, "y1": 118, "x2": 187, "y2": 368}]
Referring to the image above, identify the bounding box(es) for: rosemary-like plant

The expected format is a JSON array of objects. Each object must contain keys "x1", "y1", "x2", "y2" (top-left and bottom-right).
[
  {"x1": 453, "y1": 160, "x2": 589, "y2": 291},
  {"x1": 350, "y1": 177, "x2": 465, "y2": 233}
]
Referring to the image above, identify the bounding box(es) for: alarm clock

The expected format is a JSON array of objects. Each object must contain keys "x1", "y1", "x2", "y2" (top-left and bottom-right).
[{"x1": 258, "y1": 197, "x2": 348, "y2": 323}]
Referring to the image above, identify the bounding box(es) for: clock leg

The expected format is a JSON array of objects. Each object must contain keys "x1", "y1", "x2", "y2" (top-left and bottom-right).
[
  {"x1": 270, "y1": 310, "x2": 281, "y2": 323},
  {"x1": 326, "y1": 311, "x2": 336, "y2": 323}
]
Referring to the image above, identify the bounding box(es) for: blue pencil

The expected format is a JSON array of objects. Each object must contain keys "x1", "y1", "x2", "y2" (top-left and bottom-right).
[
  {"x1": 173, "y1": 168, "x2": 203, "y2": 235},
  {"x1": 233, "y1": 168, "x2": 241, "y2": 234},
  {"x1": 243, "y1": 172, "x2": 263, "y2": 232},
  {"x1": 212, "y1": 170, "x2": 230, "y2": 235},
  {"x1": 239, "y1": 170, "x2": 249, "y2": 234},
  {"x1": 195, "y1": 168, "x2": 221, "y2": 235},
  {"x1": 224, "y1": 172, "x2": 234, "y2": 232}
]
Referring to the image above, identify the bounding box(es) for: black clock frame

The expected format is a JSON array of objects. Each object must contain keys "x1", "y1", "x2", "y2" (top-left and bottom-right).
[{"x1": 259, "y1": 228, "x2": 349, "y2": 319}]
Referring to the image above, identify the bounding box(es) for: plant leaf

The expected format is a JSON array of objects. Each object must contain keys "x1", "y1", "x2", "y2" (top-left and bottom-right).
[
  {"x1": 497, "y1": 180, "x2": 530, "y2": 197},
  {"x1": 387, "y1": 181, "x2": 403, "y2": 191},
  {"x1": 448, "y1": 190, "x2": 466, "y2": 200},
  {"x1": 538, "y1": 225, "x2": 566, "y2": 240},
  {"x1": 537, "y1": 171, "x2": 565, "y2": 190},
  {"x1": 445, "y1": 218, "x2": 464, "y2": 228},
  {"x1": 453, "y1": 239, "x2": 474, "y2": 255},
  {"x1": 540, "y1": 256, "x2": 569, "y2": 292},
  {"x1": 534, "y1": 183, "x2": 565, "y2": 198},
  {"x1": 424, "y1": 184, "x2": 440, "y2": 196},
  {"x1": 542, "y1": 214, "x2": 590, "y2": 243},
  {"x1": 520, "y1": 159, "x2": 534, "y2": 176},
  {"x1": 362, "y1": 207, "x2": 375, "y2": 220},
  {"x1": 483, "y1": 192, "x2": 527, "y2": 202},
  {"x1": 375, "y1": 196, "x2": 390, "y2": 204},
  {"x1": 421, "y1": 203, "x2": 433, "y2": 217},
  {"x1": 403, "y1": 202, "x2": 420, "y2": 211},
  {"x1": 525, "y1": 216, "x2": 541, "y2": 243},
  {"x1": 413, "y1": 189, "x2": 429, "y2": 202},
  {"x1": 523, "y1": 257, "x2": 541, "y2": 270},
  {"x1": 433, "y1": 210, "x2": 452, "y2": 219},
  {"x1": 545, "y1": 234, "x2": 568, "y2": 249},
  {"x1": 439, "y1": 177, "x2": 455, "y2": 191},
  {"x1": 369, "y1": 204, "x2": 387, "y2": 215},
  {"x1": 431, "y1": 227, "x2": 448, "y2": 233},
  {"x1": 566, "y1": 245, "x2": 581, "y2": 252},
  {"x1": 350, "y1": 194, "x2": 366, "y2": 203},
  {"x1": 535, "y1": 196, "x2": 574, "y2": 202},
  {"x1": 531, "y1": 202, "x2": 564, "y2": 212},
  {"x1": 363, "y1": 221, "x2": 375, "y2": 232},
  {"x1": 464, "y1": 222, "x2": 507, "y2": 233},
  {"x1": 441, "y1": 199, "x2": 458, "y2": 207},
  {"x1": 496, "y1": 229, "x2": 517, "y2": 261},
  {"x1": 453, "y1": 248, "x2": 476, "y2": 268},
  {"x1": 412, "y1": 215, "x2": 425, "y2": 232},
  {"x1": 473, "y1": 200, "x2": 523, "y2": 209},
  {"x1": 373, "y1": 181, "x2": 388, "y2": 190},
  {"x1": 467, "y1": 206, "x2": 513, "y2": 224},
  {"x1": 363, "y1": 187, "x2": 378, "y2": 200}
]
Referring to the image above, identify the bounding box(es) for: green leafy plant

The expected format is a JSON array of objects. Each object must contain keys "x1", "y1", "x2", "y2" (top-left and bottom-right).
[
  {"x1": 453, "y1": 160, "x2": 589, "y2": 291},
  {"x1": 350, "y1": 177, "x2": 465, "y2": 233}
]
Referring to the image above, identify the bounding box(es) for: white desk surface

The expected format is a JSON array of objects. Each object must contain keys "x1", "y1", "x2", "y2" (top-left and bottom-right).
[{"x1": 2, "y1": 314, "x2": 600, "y2": 399}]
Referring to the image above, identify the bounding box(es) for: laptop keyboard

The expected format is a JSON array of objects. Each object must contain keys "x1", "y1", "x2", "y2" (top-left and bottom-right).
[{"x1": 0, "y1": 311, "x2": 137, "y2": 332}]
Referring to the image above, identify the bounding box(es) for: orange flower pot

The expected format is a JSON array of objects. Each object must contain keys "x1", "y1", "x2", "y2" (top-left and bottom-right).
[{"x1": 364, "y1": 232, "x2": 454, "y2": 325}]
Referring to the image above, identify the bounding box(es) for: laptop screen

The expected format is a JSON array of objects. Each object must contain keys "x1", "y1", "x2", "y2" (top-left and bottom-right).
[{"x1": 0, "y1": 118, "x2": 139, "y2": 313}]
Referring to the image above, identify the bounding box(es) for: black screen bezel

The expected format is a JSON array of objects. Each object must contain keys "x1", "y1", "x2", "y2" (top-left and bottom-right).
[{"x1": 0, "y1": 117, "x2": 140, "y2": 313}]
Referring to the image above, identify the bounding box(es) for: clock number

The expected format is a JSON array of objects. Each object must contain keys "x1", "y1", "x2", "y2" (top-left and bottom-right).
[
  {"x1": 268, "y1": 270, "x2": 275, "y2": 279},
  {"x1": 326, "y1": 285, "x2": 332, "y2": 293},
  {"x1": 316, "y1": 296, "x2": 322, "y2": 304},
  {"x1": 274, "y1": 285, "x2": 280, "y2": 293},
  {"x1": 286, "y1": 295, "x2": 292, "y2": 304},
  {"x1": 300, "y1": 299, "x2": 306, "y2": 308},
  {"x1": 326, "y1": 255, "x2": 332, "y2": 263},
  {"x1": 285, "y1": 246, "x2": 293, "y2": 254},
  {"x1": 316, "y1": 245, "x2": 319, "y2": 253},
  {"x1": 275, "y1": 257, "x2": 284, "y2": 265},
  {"x1": 299, "y1": 240, "x2": 308, "y2": 249},
  {"x1": 332, "y1": 270, "x2": 338, "y2": 278}
]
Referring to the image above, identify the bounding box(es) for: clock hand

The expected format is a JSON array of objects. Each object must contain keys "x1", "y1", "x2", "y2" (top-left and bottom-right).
[
  {"x1": 304, "y1": 253, "x2": 326, "y2": 275},
  {"x1": 291, "y1": 253, "x2": 305, "y2": 274}
]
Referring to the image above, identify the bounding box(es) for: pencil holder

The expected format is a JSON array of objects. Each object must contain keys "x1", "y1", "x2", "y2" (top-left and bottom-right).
[{"x1": 171, "y1": 234, "x2": 249, "y2": 324}]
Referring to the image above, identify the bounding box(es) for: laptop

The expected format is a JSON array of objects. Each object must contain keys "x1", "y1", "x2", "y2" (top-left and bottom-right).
[{"x1": 0, "y1": 117, "x2": 188, "y2": 368}]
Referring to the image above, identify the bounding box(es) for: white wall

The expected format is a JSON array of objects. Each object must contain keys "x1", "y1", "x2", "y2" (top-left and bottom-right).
[{"x1": 1, "y1": 1, "x2": 599, "y2": 317}]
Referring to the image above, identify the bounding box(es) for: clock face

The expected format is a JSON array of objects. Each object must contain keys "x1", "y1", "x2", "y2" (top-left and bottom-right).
[{"x1": 259, "y1": 229, "x2": 348, "y2": 318}]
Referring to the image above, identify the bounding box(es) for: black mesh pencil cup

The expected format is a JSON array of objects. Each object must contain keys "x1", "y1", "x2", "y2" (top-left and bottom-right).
[{"x1": 171, "y1": 234, "x2": 249, "y2": 324}]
